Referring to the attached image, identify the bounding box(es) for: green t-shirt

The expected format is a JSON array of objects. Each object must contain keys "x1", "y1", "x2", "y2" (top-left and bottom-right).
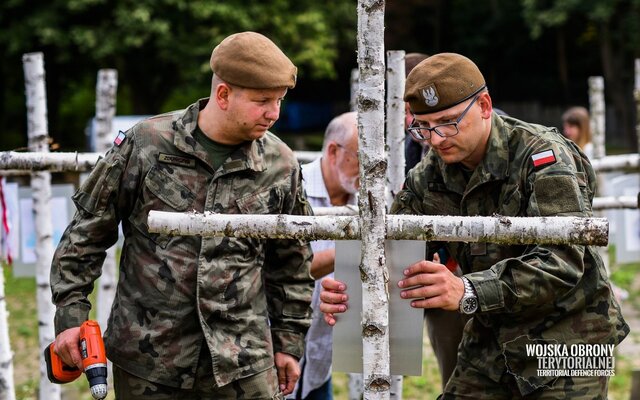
[{"x1": 193, "y1": 127, "x2": 241, "y2": 171}]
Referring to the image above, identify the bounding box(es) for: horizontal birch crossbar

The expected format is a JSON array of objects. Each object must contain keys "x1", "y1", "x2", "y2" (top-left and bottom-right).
[
  {"x1": 148, "y1": 211, "x2": 609, "y2": 246},
  {"x1": 0, "y1": 150, "x2": 321, "y2": 172}
]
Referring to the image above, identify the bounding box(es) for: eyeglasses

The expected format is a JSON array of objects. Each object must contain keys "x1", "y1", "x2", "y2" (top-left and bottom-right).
[
  {"x1": 336, "y1": 143, "x2": 359, "y2": 160},
  {"x1": 408, "y1": 94, "x2": 480, "y2": 141}
]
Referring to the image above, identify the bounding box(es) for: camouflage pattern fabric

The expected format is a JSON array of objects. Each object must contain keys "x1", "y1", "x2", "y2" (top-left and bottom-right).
[
  {"x1": 113, "y1": 346, "x2": 283, "y2": 399},
  {"x1": 391, "y1": 113, "x2": 628, "y2": 397},
  {"x1": 51, "y1": 98, "x2": 314, "y2": 389}
]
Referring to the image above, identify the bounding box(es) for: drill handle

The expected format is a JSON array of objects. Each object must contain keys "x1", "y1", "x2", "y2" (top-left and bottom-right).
[{"x1": 44, "y1": 342, "x2": 83, "y2": 384}]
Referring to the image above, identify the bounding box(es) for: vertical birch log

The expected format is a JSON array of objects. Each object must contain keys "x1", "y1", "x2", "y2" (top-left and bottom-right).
[
  {"x1": 384, "y1": 50, "x2": 405, "y2": 400},
  {"x1": 0, "y1": 261, "x2": 16, "y2": 400},
  {"x1": 23, "y1": 52, "x2": 60, "y2": 400},
  {"x1": 94, "y1": 69, "x2": 118, "y2": 384},
  {"x1": 588, "y1": 76, "x2": 611, "y2": 275},
  {"x1": 350, "y1": 68, "x2": 360, "y2": 112},
  {"x1": 589, "y1": 76, "x2": 606, "y2": 162},
  {"x1": 635, "y1": 59, "x2": 640, "y2": 154},
  {"x1": 385, "y1": 51, "x2": 406, "y2": 209},
  {"x1": 356, "y1": 1, "x2": 390, "y2": 399}
]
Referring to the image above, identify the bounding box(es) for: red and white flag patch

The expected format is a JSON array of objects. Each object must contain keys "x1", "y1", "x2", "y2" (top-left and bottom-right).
[
  {"x1": 114, "y1": 131, "x2": 126, "y2": 146},
  {"x1": 531, "y1": 149, "x2": 556, "y2": 168}
]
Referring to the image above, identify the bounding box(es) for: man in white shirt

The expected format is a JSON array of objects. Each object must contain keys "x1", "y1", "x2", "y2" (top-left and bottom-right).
[{"x1": 291, "y1": 111, "x2": 359, "y2": 399}]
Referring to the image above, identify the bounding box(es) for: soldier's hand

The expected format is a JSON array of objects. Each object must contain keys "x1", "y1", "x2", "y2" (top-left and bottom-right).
[
  {"x1": 274, "y1": 352, "x2": 299, "y2": 395},
  {"x1": 398, "y1": 253, "x2": 464, "y2": 311},
  {"x1": 53, "y1": 327, "x2": 83, "y2": 370},
  {"x1": 319, "y1": 277, "x2": 348, "y2": 326}
]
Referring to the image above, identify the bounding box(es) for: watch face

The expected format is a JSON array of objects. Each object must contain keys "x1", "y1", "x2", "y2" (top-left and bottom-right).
[{"x1": 462, "y1": 296, "x2": 478, "y2": 314}]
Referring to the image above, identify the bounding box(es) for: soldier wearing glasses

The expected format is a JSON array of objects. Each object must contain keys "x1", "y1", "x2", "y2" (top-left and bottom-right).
[{"x1": 320, "y1": 53, "x2": 627, "y2": 398}]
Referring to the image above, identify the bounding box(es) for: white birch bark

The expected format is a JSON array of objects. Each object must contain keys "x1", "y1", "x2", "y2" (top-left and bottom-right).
[
  {"x1": 635, "y1": 59, "x2": 640, "y2": 153},
  {"x1": 0, "y1": 150, "x2": 320, "y2": 171},
  {"x1": 590, "y1": 153, "x2": 640, "y2": 173},
  {"x1": 23, "y1": 52, "x2": 60, "y2": 400},
  {"x1": 588, "y1": 76, "x2": 606, "y2": 161},
  {"x1": 384, "y1": 50, "x2": 406, "y2": 400},
  {"x1": 350, "y1": 68, "x2": 360, "y2": 112},
  {"x1": 0, "y1": 262, "x2": 16, "y2": 400},
  {"x1": 592, "y1": 196, "x2": 638, "y2": 210},
  {"x1": 147, "y1": 213, "x2": 609, "y2": 248},
  {"x1": 588, "y1": 76, "x2": 610, "y2": 275},
  {"x1": 385, "y1": 50, "x2": 406, "y2": 209},
  {"x1": 355, "y1": 3, "x2": 390, "y2": 397},
  {"x1": 0, "y1": 151, "x2": 100, "y2": 172},
  {"x1": 94, "y1": 70, "x2": 118, "y2": 385}
]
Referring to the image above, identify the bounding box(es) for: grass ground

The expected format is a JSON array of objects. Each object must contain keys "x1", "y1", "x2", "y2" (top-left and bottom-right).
[{"x1": 3, "y1": 253, "x2": 638, "y2": 399}]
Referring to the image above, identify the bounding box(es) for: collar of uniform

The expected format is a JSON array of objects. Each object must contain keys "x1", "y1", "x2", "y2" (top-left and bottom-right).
[{"x1": 173, "y1": 98, "x2": 265, "y2": 173}]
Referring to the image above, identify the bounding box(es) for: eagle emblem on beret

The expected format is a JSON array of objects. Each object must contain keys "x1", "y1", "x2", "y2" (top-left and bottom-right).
[{"x1": 421, "y1": 85, "x2": 439, "y2": 107}]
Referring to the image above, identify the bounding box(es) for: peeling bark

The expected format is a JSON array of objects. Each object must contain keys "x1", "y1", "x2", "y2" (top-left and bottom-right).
[
  {"x1": 23, "y1": 52, "x2": 60, "y2": 400},
  {"x1": 147, "y1": 212, "x2": 609, "y2": 246}
]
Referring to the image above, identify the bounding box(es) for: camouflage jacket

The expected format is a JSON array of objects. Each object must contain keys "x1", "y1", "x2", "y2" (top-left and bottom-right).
[
  {"x1": 51, "y1": 99, "x2": 314, "y2": 389},
  {"x1": 391, "y1": 113, "x2": 628, "y2": 395}
]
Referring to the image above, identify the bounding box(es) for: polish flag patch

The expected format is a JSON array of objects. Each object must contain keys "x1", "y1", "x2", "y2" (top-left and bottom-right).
[
  {"x1": 531, "y1": 149, "x2": 556, "y2": 168},
  {"x1": 114, "y1": 131, "x2": 126, "y2": 146}
]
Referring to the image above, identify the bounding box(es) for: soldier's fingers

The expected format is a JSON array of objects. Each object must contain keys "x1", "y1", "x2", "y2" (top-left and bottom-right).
[
  {"x1": 409, "y1": 295, "x2": 447, "y2": 309},
  {"x1": 323, "y1": 313, "x2": 337, "y2": 326},
  {"x1": 319, "y1": 300, "x2": 347, "y2": 315},
  {"x1": 319, "y1": 288, "x2": 348, "y2": 305},
  {"x1": 321, "y1": 277, "x2": 346, "y2": 291}
]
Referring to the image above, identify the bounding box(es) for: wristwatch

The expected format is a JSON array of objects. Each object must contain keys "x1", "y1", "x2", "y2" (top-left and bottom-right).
[{"x1": 459, "y1": 277, "x2": 478, "y2": 314}]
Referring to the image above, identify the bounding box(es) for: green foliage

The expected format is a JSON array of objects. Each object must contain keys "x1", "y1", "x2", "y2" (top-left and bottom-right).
[{"x1": 0, "y1": 0, "x2": 356, "y2": 150}]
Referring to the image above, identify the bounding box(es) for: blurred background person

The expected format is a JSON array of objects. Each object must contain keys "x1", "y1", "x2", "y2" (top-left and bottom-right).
[
  {"x1": 562, "y1": 106, "x2": 593, "y2": 159},
  {"x1": 291, "y1": 111, "x2": 359, "y2": 400}
]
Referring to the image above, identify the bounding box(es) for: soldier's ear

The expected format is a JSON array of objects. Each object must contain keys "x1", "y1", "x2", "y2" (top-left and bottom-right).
[
  {"x1": 215, "y1": 83, "x2": 232, "y2": 110},
  {"x1": 478, "y1": 92, "x2": 493, "y2": 119}
]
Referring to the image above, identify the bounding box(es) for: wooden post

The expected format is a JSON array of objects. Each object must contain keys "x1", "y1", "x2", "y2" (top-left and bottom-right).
[
  {"x1": 385, "y1": 50, "x2": 406, "y2": 209},
  {"x1": 94, "y1": 68, "x2": 118, "y2": 386},
  {"x1": 23, "y1": 52, "x2": 60, "y2": 400},
  {"x1": 356, "y1": 1, "x2": 390, "y2": 398},
  {"x1": 588, "y1": 76, "x2": 606, "y2": 161},
  {"x1": 635, "y1": 59, "x2": 640, "y2": 153}
]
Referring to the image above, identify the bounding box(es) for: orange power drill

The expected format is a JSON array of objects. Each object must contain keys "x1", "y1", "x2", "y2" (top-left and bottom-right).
[{"x1": 44, "y1": 320, "x2": 108, "y2": 400}]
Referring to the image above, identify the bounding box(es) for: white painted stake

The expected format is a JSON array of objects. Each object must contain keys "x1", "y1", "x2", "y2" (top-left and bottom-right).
[{"x1": 23, "y1": 52, "x2": 60, "y2": 400}]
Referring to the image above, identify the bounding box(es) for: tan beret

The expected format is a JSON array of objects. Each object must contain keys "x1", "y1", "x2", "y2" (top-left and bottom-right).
[
  {"x1": 404, "y1": 53, "x2": 486, "y2": 114},
  {"x1": 210, "y1": 32, "x2": 297, "y2": 89}
]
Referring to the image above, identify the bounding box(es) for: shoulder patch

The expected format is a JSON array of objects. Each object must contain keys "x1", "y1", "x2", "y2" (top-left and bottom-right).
[
  {"x1": 158, "y1": 153, "x2": 196, "y2": 168},
  {"x1": 114, "y1": 131, "x2": 126, "y2": 146},
  {"x1": 531, "y1": 149, "x2": 556, "y2": 168}
]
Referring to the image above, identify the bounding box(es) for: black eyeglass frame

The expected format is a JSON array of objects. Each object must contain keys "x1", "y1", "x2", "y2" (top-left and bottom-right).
[{"x1": 408, "y1": 94, "x2": 482, "y2": 142}]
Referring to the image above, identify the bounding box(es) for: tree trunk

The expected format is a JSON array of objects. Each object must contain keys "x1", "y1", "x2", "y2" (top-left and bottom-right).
[
  {"x1": 356, "y1": 2, "x2": 389, "y2": 397},
  {"x1": 0, "y1": 152, "x2": 100, "y2": 172},
  {"x1": 147, "y1": 212, "x2": 609, "y2": 246},
  {"x1": 94, "y1": 69, "x2": 118, "y2": 386},
  {"x1": 23, "y1": 52, "x2": 60, "y2": 400}
]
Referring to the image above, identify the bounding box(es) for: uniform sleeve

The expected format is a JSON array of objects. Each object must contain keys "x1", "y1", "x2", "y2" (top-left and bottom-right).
[
  {"x1": 466, "y1": 140, "x2": 594, "y2": 314},
  {"x1": 262, "y1": 164, "x2": 314, "y2": 358},
  {"x1": 50, "y1": 134, "x2": 139, "y2": 334}
]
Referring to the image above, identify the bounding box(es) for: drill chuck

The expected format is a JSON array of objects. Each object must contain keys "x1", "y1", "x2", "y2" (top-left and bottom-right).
[{"x1": 85, "y1": 363, "x2": 108, "y2": 400}]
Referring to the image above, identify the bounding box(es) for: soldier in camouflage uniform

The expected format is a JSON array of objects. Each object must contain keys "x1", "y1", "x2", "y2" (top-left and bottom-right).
[
  {"x1": 50, "y1": 32, "x2": 314, "y2": 399},
  {"x1": 320, "y1": 53, "x2": 628, "y2": 399}
]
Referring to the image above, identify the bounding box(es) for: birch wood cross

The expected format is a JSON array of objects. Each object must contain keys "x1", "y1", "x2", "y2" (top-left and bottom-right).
[{"x1": 147, "y1": 3, "x2": 607, "y2": 399}]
